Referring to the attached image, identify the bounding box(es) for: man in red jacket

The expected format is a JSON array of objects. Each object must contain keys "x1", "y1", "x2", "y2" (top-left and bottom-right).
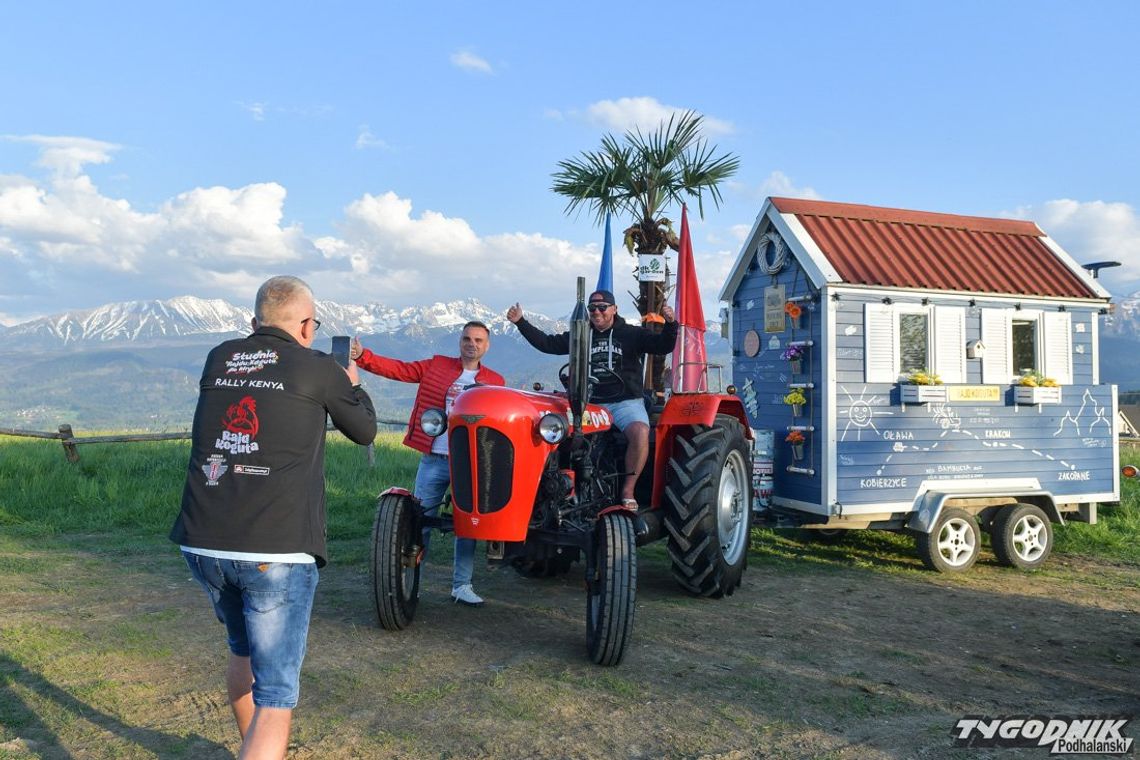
[{"x1": 352, "y1": 321, "x2": 505, "y2": 605}]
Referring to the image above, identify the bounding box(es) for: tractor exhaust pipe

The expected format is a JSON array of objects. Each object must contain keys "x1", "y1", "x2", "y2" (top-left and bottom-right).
[{"x1": 567, "y1": 276, "x2": 590, "y2": 428}]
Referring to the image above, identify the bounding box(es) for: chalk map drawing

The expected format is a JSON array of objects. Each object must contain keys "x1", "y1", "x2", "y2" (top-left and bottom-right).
[{"x1": 838, "y1": 386, "x2": 1110, "y2": 475}]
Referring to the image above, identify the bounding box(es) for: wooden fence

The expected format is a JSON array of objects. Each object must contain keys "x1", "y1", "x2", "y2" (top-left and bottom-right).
[{"x1": 0, "y1": 419, "x2": 407, "y2": 463}]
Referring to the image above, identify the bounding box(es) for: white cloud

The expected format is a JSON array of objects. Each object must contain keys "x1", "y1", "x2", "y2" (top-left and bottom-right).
[
  {"x1": 239, "y1": 101, "x2": 267, "y2": 121},
  {"x1": 729, "y1": 170, "x2": 822, "y2": 204},
  {"x1": 3, "y1": 134, "x2": 119, "y2": 176},
  {"x1": 354, "y1": 125, "x2": 391, "y2": 150},
  {"x1": 1007, "y1": 199, "x2": 1140, "y2": 298},
  {"x1": 0, "y1": 135, "x2": 701, "y2": 321},
  {"x1": 584, "y1": 97, "x2": 734, "y2": 136},
  {"x1": 450, "y1": 50, "x2": 493, "y2": 74}
]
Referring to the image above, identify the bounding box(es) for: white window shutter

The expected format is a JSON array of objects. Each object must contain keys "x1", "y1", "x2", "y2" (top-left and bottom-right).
[
  {"x1": 1041, "y1": 312, "x2": 1073, "y2": 385},
  {"x1": 933, "y1": 306, "x2": 966, "y2": 383},
  {"x1": 864, "y1": 303, "x2": 898, "y2": 382},
  {"x1": 981, "y1": 309, "x2": 1012, "y2": 384}
]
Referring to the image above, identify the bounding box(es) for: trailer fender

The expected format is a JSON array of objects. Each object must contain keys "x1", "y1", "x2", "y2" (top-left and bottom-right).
[{"x1": 907, "y1": 488, "x2": 1062, "y2": 534}]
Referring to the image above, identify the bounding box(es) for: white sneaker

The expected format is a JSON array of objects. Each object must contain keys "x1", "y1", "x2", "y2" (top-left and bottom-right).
[{"x1": 451, "y1": 584, "x2": 484, "y2": 606}]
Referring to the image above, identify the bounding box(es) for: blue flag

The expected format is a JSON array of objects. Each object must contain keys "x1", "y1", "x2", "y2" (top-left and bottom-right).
[{"x1": 596, "y1": 212, "x2": 613, "y2": 293}]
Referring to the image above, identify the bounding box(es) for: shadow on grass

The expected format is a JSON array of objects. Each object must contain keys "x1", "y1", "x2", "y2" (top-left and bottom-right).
[{"x1": 0, "y1": 653, "x2": 231, "y2": 759}]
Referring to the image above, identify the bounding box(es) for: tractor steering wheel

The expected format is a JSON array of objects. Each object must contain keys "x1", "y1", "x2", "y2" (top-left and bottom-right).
[{"x1": 558, "y1": 362, "x2": 623, "y2": 392}]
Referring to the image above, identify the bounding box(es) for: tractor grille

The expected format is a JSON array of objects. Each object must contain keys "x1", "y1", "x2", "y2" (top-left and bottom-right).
[{"x1": 449, "y1": 426, "x2": 514, "y2": 514}]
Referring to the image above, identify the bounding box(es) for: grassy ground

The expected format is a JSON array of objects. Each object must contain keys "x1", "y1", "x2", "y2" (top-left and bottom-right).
[{"x1": 0, "y1": 436, "x2": 1137, "y2": 758}]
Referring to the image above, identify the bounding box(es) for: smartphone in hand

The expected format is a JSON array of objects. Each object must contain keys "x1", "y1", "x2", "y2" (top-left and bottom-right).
[{"x1": 331, "y1": 335, "x2": 351, "y2": 368}]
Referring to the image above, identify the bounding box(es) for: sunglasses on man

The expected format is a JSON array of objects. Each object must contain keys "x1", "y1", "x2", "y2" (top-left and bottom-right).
[{"x1": 587, "y1": 303, "x2": 612, "y2": 313}]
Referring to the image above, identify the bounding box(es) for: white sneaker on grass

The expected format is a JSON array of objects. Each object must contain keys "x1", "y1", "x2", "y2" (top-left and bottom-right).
[{"x1": 451, "y1": 584, "x2": 484, "y2": 606}]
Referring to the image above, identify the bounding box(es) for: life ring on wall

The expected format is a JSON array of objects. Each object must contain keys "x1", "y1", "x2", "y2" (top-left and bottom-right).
[{"x1": 757, "y1": 231, "x2": 787, "y2": 275}]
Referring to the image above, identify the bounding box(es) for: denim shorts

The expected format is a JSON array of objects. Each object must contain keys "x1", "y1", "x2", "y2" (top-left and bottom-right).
[
  {"x1": 601, "y1": 397, "x2": 649, "y2": 431},
  {"x1": 183, "y1": 551, "x2": 318, "y2": 709}
]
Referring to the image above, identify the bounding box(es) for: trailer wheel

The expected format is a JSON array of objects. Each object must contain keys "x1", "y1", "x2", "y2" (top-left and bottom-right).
[
  {"x1": 585, "y1": 513, "x2": 637, "y2": 666},
  {"x1": 664, "y1": 414, "x2": 752, "y2": 597},
  {"x1": 991, "y1": 503, "x2": 1053, "y2": 570},
  {"x1": 370, "y1": 492, "x2": 422, "y2": 630},
  {"x1": 916, "y1": 507, "x2": 980, "y2": 573}
]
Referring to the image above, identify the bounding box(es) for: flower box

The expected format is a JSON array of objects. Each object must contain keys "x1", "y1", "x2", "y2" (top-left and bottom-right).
[
  {"x1": 900, "y1": 385, "x2": 948, "y2": 404},
  {"x1": 790, "y1": 443, "x2": 805, "y2": 461},
  {"x1": 788, "y1": 358, "x2": 802, "y2": 375},
  {"x1": 1015, "y1": 386, "x2": 1062, "y2": 405}
]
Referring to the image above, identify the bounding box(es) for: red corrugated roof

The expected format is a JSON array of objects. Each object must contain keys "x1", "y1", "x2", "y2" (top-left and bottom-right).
[{"x1": 771, "y1": 197, "x2": 1097, "y2": 299}]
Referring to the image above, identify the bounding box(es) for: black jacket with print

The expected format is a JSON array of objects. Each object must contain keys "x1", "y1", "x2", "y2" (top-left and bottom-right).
[
  {"x1": 169, "y1": 326, "x2": 376, "y2": 567},
  {"x1": 514, "y1": 314, "x2": 677, "y2": 402}
]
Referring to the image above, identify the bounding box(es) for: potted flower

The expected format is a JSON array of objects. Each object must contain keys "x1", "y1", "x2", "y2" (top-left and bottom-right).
[
  {"x1": 782, "y1": 344, "x2": 805, "y2": 374},
  {"x1": 784, "y1": 301, "x2": 803, "y2": 330},
  {"x1": 1015, "y1": 370, "x2": 1062, "y2": 405},
  {"x1": 783, "y1": 387, "x2": 807, "y2": 417},
  {"x1": 786, "y1": 429, "x2": 806, "y2": 461},
  {"x1": 898, "y1": 368, "x2": 947, "y2": 404}
]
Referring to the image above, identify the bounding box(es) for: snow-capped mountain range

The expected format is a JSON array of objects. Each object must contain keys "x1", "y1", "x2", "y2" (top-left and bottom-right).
[
  {"x1": 0, "y1": 295, "x2": 728, "y2": 430},
  {"x1": 0, "y1": 295, "x2": 534, "y2": 349}
]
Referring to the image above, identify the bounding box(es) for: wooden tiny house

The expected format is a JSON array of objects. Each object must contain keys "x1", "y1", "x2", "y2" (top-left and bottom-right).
[{"x1": 721, "y1": 197, "x2": 1120, "y2": 572}]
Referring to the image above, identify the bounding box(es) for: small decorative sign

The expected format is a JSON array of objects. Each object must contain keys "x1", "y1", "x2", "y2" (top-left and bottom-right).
[
  {"x1": 764, "y1": 284, "x2": 786, "y2": 333},
  {"x1": 948, "y1": 386, "x2": 1002, "y2": 403},
  {"x1": 637, "y1": 254, "x2": 665, "y2": 282},
  {"x1": 743, "y1": 329, "x2": 761, "y2": 357}
]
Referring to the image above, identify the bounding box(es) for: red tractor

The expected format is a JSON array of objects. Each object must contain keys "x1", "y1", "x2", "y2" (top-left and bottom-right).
[{"x1": 370, "y1": 279, "x2": 754, "y2": 665}]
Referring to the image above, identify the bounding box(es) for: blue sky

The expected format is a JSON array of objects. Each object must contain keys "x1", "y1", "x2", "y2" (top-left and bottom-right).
[{"x1": 2, "y1": 1, "x2": 1138, "y2": 324}]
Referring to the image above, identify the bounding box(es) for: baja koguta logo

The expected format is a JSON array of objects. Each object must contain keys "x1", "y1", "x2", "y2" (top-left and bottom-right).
[
  {"x1": 215, "y1": 396, "x2": 260, "y2": 454},
  {"x1": 952, "y1": 715, "x2": 1134, "y2": 755},
  {"x1": 225, "y1": 349, "x2": 278, "y2": 375}
]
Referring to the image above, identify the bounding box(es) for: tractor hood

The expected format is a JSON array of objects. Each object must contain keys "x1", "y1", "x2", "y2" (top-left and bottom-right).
[{"x1": 445, "y1": 385, "x2": 614, "y2": 541}]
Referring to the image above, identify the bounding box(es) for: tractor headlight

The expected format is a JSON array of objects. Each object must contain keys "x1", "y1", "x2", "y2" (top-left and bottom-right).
[
  {"x1": 537, "y1": 413, "x2": 567, "y2": 444},
  {"x1": 419, "y1": 408, "x2": 447, "y2": 438}
]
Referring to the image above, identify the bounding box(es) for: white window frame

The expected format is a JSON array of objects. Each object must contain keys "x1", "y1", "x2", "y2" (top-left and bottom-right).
[
  {"x1": 864, "y1": 302, "x2": 966, "y2": 383},
  {"x1": 981, "y1": 307, "x2": 1073, "y2": 385}
]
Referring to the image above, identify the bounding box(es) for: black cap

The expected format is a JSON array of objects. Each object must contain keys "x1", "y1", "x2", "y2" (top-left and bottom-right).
[{"x1": 589, "y1": 289, "x2": 616, "y2": 305}]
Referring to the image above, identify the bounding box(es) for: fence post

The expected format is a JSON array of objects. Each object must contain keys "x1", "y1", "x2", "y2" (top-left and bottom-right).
[
  {"x1": 366, "y1": 441, "x2": 375, "y2": 467},
  {"x1": 58, "y1": 424, "x2": 80, "y2": 463}
]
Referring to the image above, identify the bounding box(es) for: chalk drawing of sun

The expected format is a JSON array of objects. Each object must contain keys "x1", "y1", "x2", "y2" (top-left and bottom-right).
[{"x1": 840, "y1": 386, "x2": 895, "y2": 441}]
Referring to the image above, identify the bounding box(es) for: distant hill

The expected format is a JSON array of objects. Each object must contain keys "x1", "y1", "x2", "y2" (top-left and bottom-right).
[{"x1": 0, "y1": 296, "x2": 729, "y2": 431}]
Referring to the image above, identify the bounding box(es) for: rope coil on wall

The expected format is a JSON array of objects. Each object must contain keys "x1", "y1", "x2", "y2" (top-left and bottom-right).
[{"x1": 757, "y1": 231, "x2": 787, "y2": 275}]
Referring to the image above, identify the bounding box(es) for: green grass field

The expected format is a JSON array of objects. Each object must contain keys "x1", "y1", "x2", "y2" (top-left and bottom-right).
[{"x1": 1, "y1": 433, "x2": 1136, "y2": 564}]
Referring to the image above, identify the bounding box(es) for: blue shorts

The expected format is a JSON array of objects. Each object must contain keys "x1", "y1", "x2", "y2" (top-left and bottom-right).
[
  {"x1": 601, "y1": 397, "x2": 649, "y2": 431},
  {"x1": 183, "y1": 552, "x2": 318, "y2": 709}
]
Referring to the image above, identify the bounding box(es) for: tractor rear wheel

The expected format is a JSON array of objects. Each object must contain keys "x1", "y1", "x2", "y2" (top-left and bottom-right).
[
  {"x1": 585, "y1": 513, "x2": 637, "y2": 666},
  {"x1": 370, "y1": 492, "x2": 422, "y2": 630},
  {"x1": 664, "y1": 414, "x2": 752, "y2": 597}
]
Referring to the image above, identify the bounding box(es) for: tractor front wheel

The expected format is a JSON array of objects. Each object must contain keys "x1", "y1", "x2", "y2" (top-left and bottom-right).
[
  {"x1": 585, "y1": 513, "x2": 637, "y2": 666},
  {"x1": 370, "y1": 491, "x2": 422, "y2": 630},
  {"x1": 664, "y1": 414, "x2": 752, "y2": 597}
]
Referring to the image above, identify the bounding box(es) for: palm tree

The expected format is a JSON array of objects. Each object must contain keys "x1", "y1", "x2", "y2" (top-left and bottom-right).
[{"x1": 552, "y1": 110, "x2": 739, "y2": 392}]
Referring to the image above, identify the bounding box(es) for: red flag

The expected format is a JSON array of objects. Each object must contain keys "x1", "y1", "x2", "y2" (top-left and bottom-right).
[{"x1": 671, "y1": 205, "x2": 708, "y2": 392}]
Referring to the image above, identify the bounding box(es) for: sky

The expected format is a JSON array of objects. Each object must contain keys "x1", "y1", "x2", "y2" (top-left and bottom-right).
[{"x1": 2, "y1": 1, "x2": 1139, "y2": 326}]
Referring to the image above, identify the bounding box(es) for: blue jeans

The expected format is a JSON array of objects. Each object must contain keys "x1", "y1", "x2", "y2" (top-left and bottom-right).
[
  {"x1": 602, "y1": 397, "x2": 650, "y2": 431},
  {"x1": 182, "y1": 552, "x2": 317, "y2": 709},
  {"x1": 414, "y1": 453, "x2": 476, "y2": 590}
]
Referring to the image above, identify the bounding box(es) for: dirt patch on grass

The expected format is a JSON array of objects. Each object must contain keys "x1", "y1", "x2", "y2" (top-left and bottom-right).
[{"x1": 1, "y1": 532, "x2": 1138, "y2": 758}]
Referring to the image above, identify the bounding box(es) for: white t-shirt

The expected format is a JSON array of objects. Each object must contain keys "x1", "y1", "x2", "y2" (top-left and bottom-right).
[{"x1": 431, "y1": 368, "x2": 479, "y2": 455}]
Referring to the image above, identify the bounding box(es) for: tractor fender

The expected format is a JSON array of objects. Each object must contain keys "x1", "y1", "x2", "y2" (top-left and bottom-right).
[
  {"x1": 649, "y1": 395, "x2": 752, "y2": 510},
  {"x1": 907, "y1": 485, "x2": 1063, "y2": 534}
]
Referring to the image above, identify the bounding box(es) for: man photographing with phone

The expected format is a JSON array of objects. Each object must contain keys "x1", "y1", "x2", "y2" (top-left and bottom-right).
[
  {"x1": 171, "y1": 275, "x2": 376, "y2": 758},
  {"x1": 351, "y1": 321, "x2": 504, "y2": 606}
]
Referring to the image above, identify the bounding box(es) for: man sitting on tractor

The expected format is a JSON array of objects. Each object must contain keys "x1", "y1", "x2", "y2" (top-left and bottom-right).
[
  {"x1": 507, "y1": 289, "x2": 677, "y2": 509},
  {"x1": 351, "y1": 321, "x2": 505, "y2": 606}
]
